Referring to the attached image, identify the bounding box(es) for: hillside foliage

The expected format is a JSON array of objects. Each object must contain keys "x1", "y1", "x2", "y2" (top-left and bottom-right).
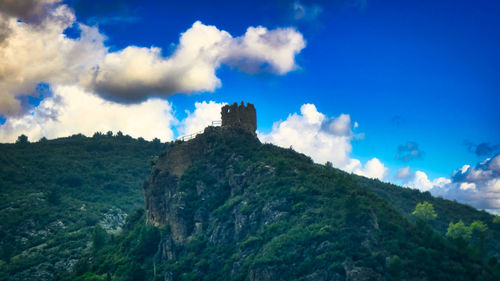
[
  {"x1": 0, "y1": 133, "x2": 167, "y2": 280},
  {"x1": 62, "y1": 128, "x2": 500, "y2": 281}
]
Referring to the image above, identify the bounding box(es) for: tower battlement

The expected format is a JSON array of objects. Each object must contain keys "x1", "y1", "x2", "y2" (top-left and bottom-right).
[{"x1": 221, "y1": 102, "x2": 257, "y2": 135}]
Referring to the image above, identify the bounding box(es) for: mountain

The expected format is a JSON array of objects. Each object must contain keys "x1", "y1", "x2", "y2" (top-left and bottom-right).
[
  {"x1": 0, "y1": 133, "x2": 167, "y2": 281},
  {"x1": 64, "y1": 125, "x2": 500, "y2": 281}
]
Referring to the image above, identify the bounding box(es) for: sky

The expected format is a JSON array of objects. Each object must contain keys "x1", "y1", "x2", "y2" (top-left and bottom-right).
[{"x1": 0, "y1": 0, "x2": 499, "y2": 212}]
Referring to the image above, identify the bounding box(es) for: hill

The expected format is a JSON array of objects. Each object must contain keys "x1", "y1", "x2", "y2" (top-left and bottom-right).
[
  {"x1": 64, "y1": 126, "x2": 500, "y2": 281},
  {"x1": 0, "y1": 133, "x2": 167, "y2": 281}
]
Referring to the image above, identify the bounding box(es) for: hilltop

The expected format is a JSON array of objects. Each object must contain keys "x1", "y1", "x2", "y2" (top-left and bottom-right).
[{"x1": 65, "y1": 125, "x2": 500, "y2": 281}]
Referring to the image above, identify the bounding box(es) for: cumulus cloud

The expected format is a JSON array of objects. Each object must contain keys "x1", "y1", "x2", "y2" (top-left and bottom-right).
[
  {"x1": 0, "y1": 4, "x2": 107, "y2": 116},
  {"x1": 352, "y1": 158, "x2": 389, "y2": 180},
  {"x1": 88, "y1": 22, "x2": 305, "y2": 103},
  {"x1": 431, "y1": 154, "x2": 500, "y2": 209},
  {"x1": 223, "y1": 25, "x2": 306, "y2": 75},
  {"x1": 178, "y1": 101, "x2": 226, "y2": 136},
  {"x1": 406, "y1": 170, "x2": 450, "y2": 192},
  {"x1": 398, "y1": 154, "x2": 500, "y2": 212},
  {"x1": 395, "y1": 141, "x2": 424, "y2": 162},
  {"x1": 0, "y1": 3, "x2": 305, "y2": 116},
  {"x1": 258, "y1": 104, "x2": 388, "y2": 180},
  {"x1": 258, "y1": 104, "x2": 354, "y2": 168},
  {"x1": 0, "y1": 85, "x2": 176, "y2": 142},
  {"x1": 394, "y1": 154, "x2": 500, "y2": 213}
]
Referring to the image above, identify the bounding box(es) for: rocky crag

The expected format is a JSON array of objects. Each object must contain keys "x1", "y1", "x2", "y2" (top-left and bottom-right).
[{"x1": 137, "y1": 102, "x2": 498, "y2": 281}]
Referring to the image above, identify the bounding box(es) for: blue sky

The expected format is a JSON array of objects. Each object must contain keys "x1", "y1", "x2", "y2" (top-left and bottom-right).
[
  {"x1": 65, "y1": 0, "x2": 499, "y2": 178},
  {"x1": 0, "y1": 0, "x2": 499, "y2": 212}
]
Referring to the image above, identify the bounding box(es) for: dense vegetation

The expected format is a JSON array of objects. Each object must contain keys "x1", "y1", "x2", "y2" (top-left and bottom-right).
[
  {"x1": 63, "y1": 128, "x2": 500, "y2": 281},
  {"x1": 0, "y1": 133, "x2": 167, "y2": 280},
  {"x1": 354, "y1": 174, "x2": 500, "y2": 254}
]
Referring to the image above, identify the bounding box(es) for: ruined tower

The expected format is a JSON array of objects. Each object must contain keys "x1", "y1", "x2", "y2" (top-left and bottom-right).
[{"x1": 221, "y1": 101, "x2": 257, "y2": 136}]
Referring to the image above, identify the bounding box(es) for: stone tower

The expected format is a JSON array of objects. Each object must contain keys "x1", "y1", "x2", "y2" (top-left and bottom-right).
[{"x1": 221, "y1": 101, "x2": 257, "y2": 135}]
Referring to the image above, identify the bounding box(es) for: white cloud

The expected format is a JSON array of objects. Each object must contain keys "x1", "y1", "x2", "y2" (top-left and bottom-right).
[
  {"x1": 490, "y1": 156, "x2": 500, "y2": 172},
  {"x1": 88, "y1": 22, "x2": 305, "y2": 103},
  {"x1": 258, "y1": 104, "x2": 353, "y2": 168},
  {"x1": 406, "y1": 170, "x2": 450, "y2": 192},
  {"x1": 258, "y1": 103, "x2": 388, "y2": 180},
  {"x1": 0, "y1": 85, "x2": 176, "y2": 142},
  {"x1": 0, "y1": 4, "x2": 107, "y2": 116},
  {"x1": 86, "y1": 22, "x2": 304, "y2": 103},
  {"x1": 459, "y1": 182, "x2": 476, "y2": 191},
  {"x1": 352, "y1": 158, "x2": 389, "y2": 180},
  {"x1": 0, "y1": 4, "x2": 305, "y2": 116},
  {"x1": 396, "y1": 154, "x2": 500, "y2": 213},
  {"x1": 430, "y1": 154, "x2": 500, "y2": 211},
  {"x1": 223, "y1": 25, "x2": 306, "y2": 75},
  {"x1": 178, "y1": 101, "x2": 226, "y2": 136}
]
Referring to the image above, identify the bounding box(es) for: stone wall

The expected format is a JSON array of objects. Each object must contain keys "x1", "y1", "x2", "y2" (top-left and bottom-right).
[{"x1": 221, "y1": 102, "x2": 257, "y2": 135}]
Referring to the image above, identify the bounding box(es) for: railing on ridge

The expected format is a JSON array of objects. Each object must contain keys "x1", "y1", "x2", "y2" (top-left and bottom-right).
[{"x1": 176, "y1": 120, "x2": 221, "y2": 141}]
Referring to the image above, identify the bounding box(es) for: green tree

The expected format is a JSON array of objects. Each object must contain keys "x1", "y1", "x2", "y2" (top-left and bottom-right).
[
  {"x1": 493, "y1": 216, "x2": 500, "y2": 224},
  {"x1": 16, "y1": 134, "x2": 29, "y2": 144},
  {"x1": 470, "y1": 221, "x2": 488, "y2": 234},
  {"x1": 47, "y1": 187, "x2": 61, "y2": 205},
  {"x1": 0, "y1": 243, "x2": 15, "y2": 263},
  {"x1": 412, "y1": 201, "x2": 437, "y2": 221},
  {"x1": 92, "y1": 225, "x2": 108, "y2": 250},
  {"x1": 470, "y1": 220, "x2": 488, "y2": 258},
  {"x1": 387, "y1": 255, "x2": 404, "y2": 277},
  {"x1": 446, "y1": 220, "x2": 472, "y2": 240}
]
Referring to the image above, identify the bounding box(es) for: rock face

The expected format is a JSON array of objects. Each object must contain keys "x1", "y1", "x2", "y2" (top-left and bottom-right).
[{"x1": 221, "y1": 101, "x2": 257, "y2": 136}]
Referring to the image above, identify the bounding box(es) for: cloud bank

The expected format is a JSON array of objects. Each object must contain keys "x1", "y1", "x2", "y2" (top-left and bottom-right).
[
  {"x1": 0, "y1": 2, "x2": 305, "y2": 116},
  {"x1": 0, "y1": 85, "x2": 176, "y2": 142},
  {"x1": 396, "y1": 154, "x2": 500, "y2": 213},
  {"x1": 430, "y1": 154, "x2": 500, "y2": 211}
]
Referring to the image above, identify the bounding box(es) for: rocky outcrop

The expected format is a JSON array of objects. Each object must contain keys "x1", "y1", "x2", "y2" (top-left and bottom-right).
[
  {"x1": 143, "y1": 126, "x2": 260, "y2": 229},
  {"x1": 343, "y1": 260, "x2": 383, "y2": 281}
]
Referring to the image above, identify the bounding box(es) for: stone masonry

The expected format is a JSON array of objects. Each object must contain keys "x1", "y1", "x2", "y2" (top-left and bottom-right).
[{"x1": 221, "y1": 101, "x2": 257, "y2": 136}]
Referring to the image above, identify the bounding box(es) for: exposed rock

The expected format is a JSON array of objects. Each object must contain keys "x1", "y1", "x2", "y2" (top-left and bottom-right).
[
  {"x1": 99, "y1": 208, "x2": 127, "y2": 233},
  {"x1": 343, "y1": 260, "x2": 383, "y2": 281},
  {"x1": 249, "y1": 268, "x2": 285, "y2": 281}
]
